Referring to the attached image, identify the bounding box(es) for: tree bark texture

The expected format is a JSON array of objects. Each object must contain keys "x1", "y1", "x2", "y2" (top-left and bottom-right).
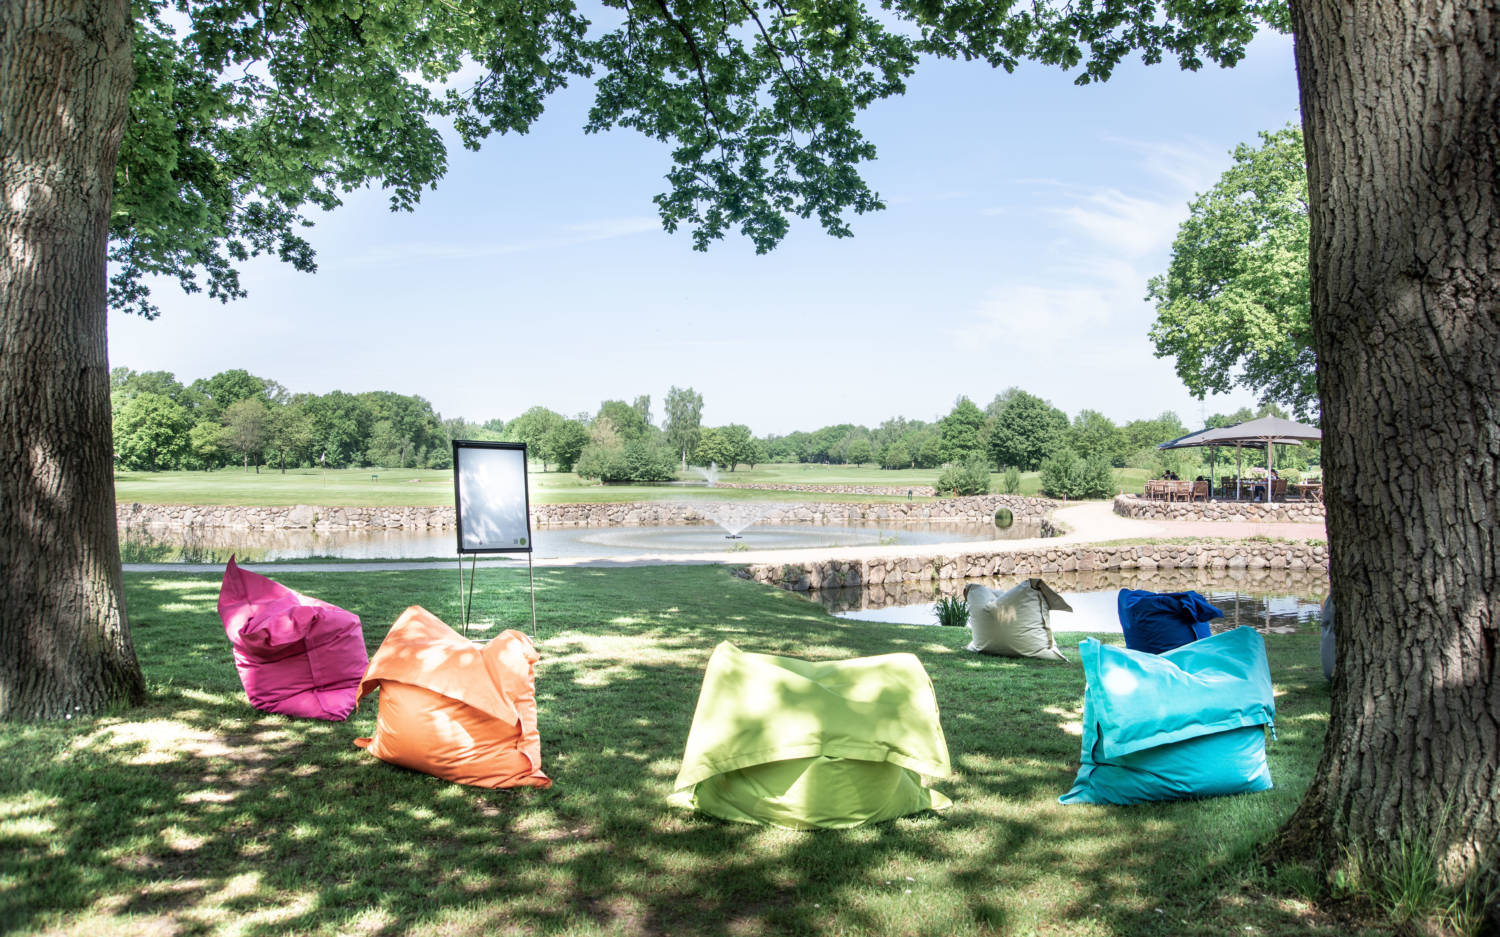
[
  {"x1": 0, "y1": 0, "x2": 144, "y2": 719},
  {"x1": 1286, "y1": 0, "x2": 1499, "y2": 908}
]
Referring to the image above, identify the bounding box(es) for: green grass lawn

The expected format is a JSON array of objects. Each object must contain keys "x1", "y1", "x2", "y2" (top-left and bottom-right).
[
  {"x1": 0, "y1": 566, "x2": 1379, "y2": 936},
  {"x1": 114, "y1": 467, "x2": 940, "y2": 507},
  {"x1": 113, "y1": 459, "x2": 1269, "y2": 509}
]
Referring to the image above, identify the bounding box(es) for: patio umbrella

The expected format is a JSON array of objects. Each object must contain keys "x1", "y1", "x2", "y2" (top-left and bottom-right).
[
  {"x1": 1155, "y1": 428, "x2": 1226, "y2": 490},
  {"x1": 1155, "y1": 430, "x2": 1276, "y2": 497},
  {"x1": 1193, "y1": 418, "x2": 1322, "y2": 500},
  {"x1": 1157, "y1": 418, "x2": 1319, "y2": 499}
]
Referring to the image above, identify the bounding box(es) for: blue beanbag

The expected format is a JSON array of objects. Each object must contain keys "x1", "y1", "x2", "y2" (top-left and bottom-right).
[
  {"x1": 1117, "y1": 589, "x2": 1223, "y2": 654},
  {"x1": 1060, "y1": 627, "x2": 1275, "y2": 806}
]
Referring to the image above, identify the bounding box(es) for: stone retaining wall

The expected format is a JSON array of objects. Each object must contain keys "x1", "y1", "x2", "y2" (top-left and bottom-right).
[
  {"x1": 814, "y1": 565, "x2": 1329, "y2": 613},
  {"x1": 117, "y1": 494, "x2": 1056, "y2": 531},
  {"x1": 1112, "y1": 494, "x2": 1325, "y2": 523},
  {"x1": 740, "y1": 539, "x2": 1329, "y2": 592},
  {"x1": 116, "y1": 502, "x2": 455, "y2": 531},
  {"x1": 714, "y1": 482, "x2": 939, "y2": 497}
]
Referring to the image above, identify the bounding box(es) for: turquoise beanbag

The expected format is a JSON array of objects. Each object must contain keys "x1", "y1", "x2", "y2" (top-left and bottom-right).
[{"x1": 1060, "y1": 626, "x2": 1275, "y2": 806}]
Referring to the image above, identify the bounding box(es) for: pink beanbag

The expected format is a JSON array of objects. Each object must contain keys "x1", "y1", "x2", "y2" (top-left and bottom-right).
[{"x1": 217, "y1": 558, "x2": 368, "y2": 720}]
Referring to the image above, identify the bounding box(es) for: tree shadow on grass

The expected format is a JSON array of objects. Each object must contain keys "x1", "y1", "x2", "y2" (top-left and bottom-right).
[{"x1": 0, "y1": 567, "x2": 1389, "y2": 936}]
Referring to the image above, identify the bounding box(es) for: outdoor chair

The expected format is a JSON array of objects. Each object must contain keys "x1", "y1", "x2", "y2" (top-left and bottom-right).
[{"x1": 1190, "y1": 480, "x2": 1210, "y2": 502}]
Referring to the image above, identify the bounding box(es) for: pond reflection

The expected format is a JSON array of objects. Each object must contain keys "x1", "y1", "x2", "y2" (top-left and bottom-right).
[{"x1": 816, "y1": 567, "x2": 1328, "y2": 636}]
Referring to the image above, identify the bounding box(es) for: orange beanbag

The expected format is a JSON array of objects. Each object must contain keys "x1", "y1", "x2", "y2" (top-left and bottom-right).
[{"x1": 354, "y1": 606, "x2": 551, "y2": 789}]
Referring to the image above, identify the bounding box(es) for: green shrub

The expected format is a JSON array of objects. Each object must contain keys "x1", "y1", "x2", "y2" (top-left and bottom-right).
[
  {"x1": 572, "y1": 442, "x2": 616, "y2": 481},
  {"x1": 937, "y1": 455, "x2": 992, "y2": 496},
  {"x1": 934, "y1": 594, "x2": 968, "y2": 627},
  {"x1": 1041, "y1": 450, "x2": 1115, "y2": 499},
  {"x1": 1039, "y1": 450, "x2": 1083, "y2": 498},
  {"x1": 1079, "y1": 454, "x2": 1116, "y2": 497},
  {"x1": 622, "y1": 438, "x2": 677, "y2": 482},
  {"x1": 1001, "y1": 465, "x2": 1022, "y2": 494},
  {"x1": 575, "y1": 438, "x2": 676, "y2": 482}
]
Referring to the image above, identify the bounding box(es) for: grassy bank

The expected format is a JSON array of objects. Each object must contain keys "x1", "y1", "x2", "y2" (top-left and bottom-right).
[
  {"x1": 113, "y1": 463, "x2": 1240, "y2": 509},
  {"x1": 0, "y1": 566, "x2": 1374, "y2": 936},
  {"x1": 113, "y1": 467, "x2": 942, "y2": 507}
]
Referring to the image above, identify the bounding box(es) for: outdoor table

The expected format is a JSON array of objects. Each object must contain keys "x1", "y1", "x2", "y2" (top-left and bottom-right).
[{"x1": 1293, "y1": 483, "x2": 1323, "y2": 503}]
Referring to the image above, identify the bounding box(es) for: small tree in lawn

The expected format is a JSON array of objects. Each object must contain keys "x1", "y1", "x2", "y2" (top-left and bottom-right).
[
  {"x1": 695, "y1": 427, "x2": 734, "y2": 471},
  {"x1": 222, "y1": 398, "x2": 271, "y2": 472},
  {"x1": 664, "y1": 386, "x2": 704, "y2": 470},
  {"x1": 846, "y1": 437, "x2": 873, "y2": 466},
  {"x1": 544, "y1": 420, "x2": 590, "y2": 473},
  {"x1": 881, "y1": 442, "x2": 911, "y2": 470}
]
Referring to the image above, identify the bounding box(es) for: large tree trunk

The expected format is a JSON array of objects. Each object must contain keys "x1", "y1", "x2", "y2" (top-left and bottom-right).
[
  {"x1": 0, "y1": 0, "x2": 143, "y2": 720},
  {"x1": 1283, "y1": 0, "x2": 1499, "y2": 912}
]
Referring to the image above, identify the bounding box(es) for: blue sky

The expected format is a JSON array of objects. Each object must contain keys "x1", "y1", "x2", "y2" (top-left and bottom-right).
[{"x1": 108, "y1": 29, "x2": 1301, "y2": 436}]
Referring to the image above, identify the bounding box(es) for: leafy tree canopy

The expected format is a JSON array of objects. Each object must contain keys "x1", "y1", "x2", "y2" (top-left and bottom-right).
[
  {"x1": 1120, "y1": 411, "x2": 1189, "y2": 455},
  {"x1": 938, "y1": 396, "x2": 986, "y2": 464},
  {"x1": 543, "y1": 419, "x2": 591, "y2": 473},
  {"x1": 596, "y1": 400, "x2": 649, "y2": 442},
  {"x1": 110, "y1": 368, "x2": 189, "y2": 404},
  {"x1": 988, "y1": 390, "x2": 1067, "y2": 471},
  {"x1": 506, "y1": 406, "x2": 566, "y2": 464},
  {"x1": 1068, "y1": 409, "x2": 1125, "y2": 466},
  {"x1": 189, "y1": 368, "x2": 272, "y2": 420},
  {"x1": 1147, "y1": 125, "x2": 1315, "y2": 417},
  {"x1": 113, "y1": 0, "x2": 1289, "y2": 319},
  {"x1": 114, "y1": 392, "x2": 193, "y2": 470}
]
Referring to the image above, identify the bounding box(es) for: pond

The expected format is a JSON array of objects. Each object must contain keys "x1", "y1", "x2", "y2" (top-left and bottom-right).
[
  {"x1": 118, "y1": 517, "x2": 1050, "y2": 564},
  {"x1": 817, "y1": 567, "x2": 1328, "y2": 636}
]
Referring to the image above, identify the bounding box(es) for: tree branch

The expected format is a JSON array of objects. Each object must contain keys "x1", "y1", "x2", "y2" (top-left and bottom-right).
[{"x1": 647, "y1": 0, "x2": 729, "y2": 138}]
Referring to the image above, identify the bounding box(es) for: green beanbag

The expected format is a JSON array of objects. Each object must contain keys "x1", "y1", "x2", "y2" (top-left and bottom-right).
[
  {"x1": 965, "y1": 579, "x2": 1073, "y2": 660},
  {"x1": 669, "y1": 642, "x2": 952, "y2": 829},
  {"x1": 1060, "y1": 626, "x2": 1275, "y2": 806}
]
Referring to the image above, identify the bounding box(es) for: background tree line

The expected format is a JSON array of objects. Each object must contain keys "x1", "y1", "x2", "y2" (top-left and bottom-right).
[
  {"x1": 755, "y1": 391, "x2": 1317, "y2": 483},
  {"x1": 115, "y1": 370, "x2": 1317, "y2": 500},
  {"x1": 110, "y1": 368, "x2": 453, "y2": 472}
]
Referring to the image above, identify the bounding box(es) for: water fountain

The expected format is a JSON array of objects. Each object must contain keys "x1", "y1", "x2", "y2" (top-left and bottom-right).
[
  {"x1": 691, "y1": 461, "x2": 720, "y2": 487},
  {"x1": 683, "y1": 499, "x2": 780, "y2": 539}
]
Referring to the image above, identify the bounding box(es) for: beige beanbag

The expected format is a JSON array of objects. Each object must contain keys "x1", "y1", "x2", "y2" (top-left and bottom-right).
[{"x1": 965, "y1": 579, "x2": 1072, "y2": 661}]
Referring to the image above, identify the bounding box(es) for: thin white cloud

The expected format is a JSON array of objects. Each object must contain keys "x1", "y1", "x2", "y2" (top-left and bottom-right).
[
  {"x1": 886, "y1": 190, "x2": 973, "y2": 206},
  {"x1": 1051, "y1": 187, "x2": 1186, "y2": 258},
  {"x1": 967, "y1": 263, "x2": 1139, "y2": 346},
  {"x1": 348, "y1": 216, "x2": 661, "y2": 266},
  {"x1": 1103, "y1": 135, "x2": 1232, "y2": 197},
  {"x1": 963, "y1": 137, "x2": 1231, "y2": 354}
]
